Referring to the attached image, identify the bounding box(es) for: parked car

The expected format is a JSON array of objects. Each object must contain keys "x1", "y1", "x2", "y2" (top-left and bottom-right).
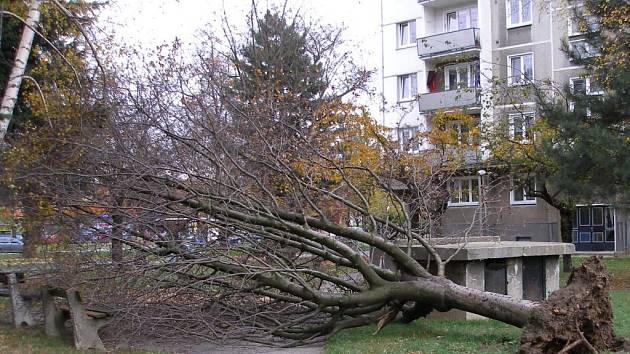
[{"x1": 0, "y1": 235, "x2": 23, "y2": 253}]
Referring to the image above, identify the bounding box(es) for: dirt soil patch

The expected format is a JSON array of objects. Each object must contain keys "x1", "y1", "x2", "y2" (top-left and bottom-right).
[{"x1": 520, "y1": 257, "x2": 630, "y2": 353}]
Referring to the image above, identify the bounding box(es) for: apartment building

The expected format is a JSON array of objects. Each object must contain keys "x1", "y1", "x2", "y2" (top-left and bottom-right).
[{"x1": 380, "y1": 0, "x2": 629, "y2": 253}]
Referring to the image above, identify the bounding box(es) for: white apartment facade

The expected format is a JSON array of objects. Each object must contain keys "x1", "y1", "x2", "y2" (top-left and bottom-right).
[{"x1": 380, "y1": 0, "x2": 630, "y2": 253}]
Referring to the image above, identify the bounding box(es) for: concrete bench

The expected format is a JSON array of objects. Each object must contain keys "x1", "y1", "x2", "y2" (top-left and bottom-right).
[
  {"x1": 0, "y1": 270, "x2": 36, "y2": 328},
  {"x1": 42, "y1": 286, "x2": 111, "y2": 351}
]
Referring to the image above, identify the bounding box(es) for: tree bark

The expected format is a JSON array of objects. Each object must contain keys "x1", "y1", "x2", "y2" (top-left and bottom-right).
[
  {"x1": 535, "y1": 185, "x2": 575, "y2": 273},
  {"x1": 111, "y1": 198, "x2": 124, "y2": 262},
  {"x1": 0, "y1": 0, "x2": 42, "y2": 143},
  {"x1": 20, "y1": 196, "x2": 40, "y2": 258}
]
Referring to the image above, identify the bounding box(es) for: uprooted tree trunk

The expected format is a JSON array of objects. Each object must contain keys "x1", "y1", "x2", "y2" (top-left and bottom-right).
[{"x1": 520, "y1": 257, "x2": 629, "y2": 353}]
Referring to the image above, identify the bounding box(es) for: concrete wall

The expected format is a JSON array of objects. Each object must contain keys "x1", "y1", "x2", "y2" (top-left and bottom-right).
[
  {"x1": 381, "y1": 0, "x2": 429, "y2": 133},
  {"x1": 441, "y1": 177, "x2": 561, "y2": 241},
  {"x1": 614, "y1": 208, "x2": 630, "y2": 254}
]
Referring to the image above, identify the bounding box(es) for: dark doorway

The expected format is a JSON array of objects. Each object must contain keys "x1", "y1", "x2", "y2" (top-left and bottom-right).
[
  {"x1": 484, "y1": 259, "x2": 507, "y2": 295},
  {"x1": 523, "y1": 257, "x2": 545, "y2": 301}
]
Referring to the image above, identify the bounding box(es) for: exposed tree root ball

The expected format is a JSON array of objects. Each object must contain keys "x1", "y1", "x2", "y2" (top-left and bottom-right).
[{"x1": 519, "y1": 257, "x2": 628, "y2": 353}]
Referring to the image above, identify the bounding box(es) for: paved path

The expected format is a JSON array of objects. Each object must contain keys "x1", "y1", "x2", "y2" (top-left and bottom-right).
[{"x1": 128, "y1": 338, "x2": 324, "y2": 354}]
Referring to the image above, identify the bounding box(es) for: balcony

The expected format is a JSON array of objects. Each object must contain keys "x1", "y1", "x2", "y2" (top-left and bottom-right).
[
  {"x1": 417, "y1": 0, "x2": 477, "y2": 8},
  {"x1": 417, "y1": 88, "x2": 480, "y2": 112},
  {"x1": 416, "y1": 28, "x2": 480, "y2": 59}
]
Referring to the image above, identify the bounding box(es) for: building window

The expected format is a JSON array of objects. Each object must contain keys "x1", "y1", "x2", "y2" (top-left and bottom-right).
[
  {"x1": 569, "y1": 77, "x2": 600, "y2": 116},
  {"x1": 398, "y1": 73, "x2": 418, "y2": 101},
  {"x1": 397, "y1": 20, "x2": 416, "y2": 47},
  {"x1": 509, "y1": 112, "x2": 535, "y2": 142},
  {"x1": 444, "y1": 62, "x2": 480, "y2": 90},
  {"x1": 444, "y1": 119, "x2": 479, "y2": 145},
  {"x1": 572, "y1": 230, "x2": 579, "y2": 243},
  {"x1": 568, "y1": 5, "x2": 599, "y2": 36},
  {"x1": 508, "y1": 53, "x2": 533, "y2": 85},
  {"x1": 570, "y1": 77, "x2": 603, "y2": 96},
  {"x1": 510, "y1": 177, "x2": 536, "y2": 205},
  {"x1": 568, "y1": 39, "x2": 599, "y2": 60},
  {"x1": 398, "y1": 126, "x2": 420, "y2": 152},
  {"x1": 448, "y1": 176, "x2": 480, "y2": 206},
  {"x1": 507, "y1": 0, "x2": 532, "y2": 28},
  {"x1": 605, "y1": 208, "x2": 615, "y2": 242},
  {"x1": 445, "y1": 7, "x2": 478, "y2": 32}
]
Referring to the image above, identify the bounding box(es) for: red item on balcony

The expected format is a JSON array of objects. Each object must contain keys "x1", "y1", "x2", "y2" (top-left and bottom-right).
[{"x1": 427, "y1": 71, "x2": 438, "y2": 92}]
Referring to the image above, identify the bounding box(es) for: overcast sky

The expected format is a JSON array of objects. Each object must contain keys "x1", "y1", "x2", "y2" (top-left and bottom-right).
[
  {"x1": 100, "y1": 0, "x2": 383, "y2": 115},
  {"x1": 102, "y1": 0, "x2": 382, "y2": 68}
]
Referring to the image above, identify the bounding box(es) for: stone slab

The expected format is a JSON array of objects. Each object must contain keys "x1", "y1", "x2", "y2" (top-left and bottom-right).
[{"x1": 411, "y1": 241, "x2": 575, "y2": 261}]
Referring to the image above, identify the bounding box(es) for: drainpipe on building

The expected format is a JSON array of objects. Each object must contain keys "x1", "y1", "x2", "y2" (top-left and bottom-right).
[{"x1": 478, "y1": 169, "x2": 487, "y2": 237}]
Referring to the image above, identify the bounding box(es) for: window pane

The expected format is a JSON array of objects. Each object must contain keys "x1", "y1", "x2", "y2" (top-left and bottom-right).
[
  {"x1": 510, "y1": 0, "x2": 520, "y2": 24},
  {"x1": 410, "y1": 73, "x2": 418, "y2": 96},
  {"x1": 513, "y1": 115, "x2": 524, "y2": 139},
  {"x1": 513, "y1": 186, "x2": 524, "y2": 201},
  {"x1": 458, "y1": 10, "x2": 469, "y2": 30},
  {"x1": 471, "y1": 178, "x2": 479, "y2": 202},
  {"x1": 523, "y1": 55, "x2": 533, "y2": 81},
  {"x1": 461, "y1": 180, "x2": 471, "y2": 202},
  {"x1": 470, "y1": 8, "x2": 478, "y2": 28},
  {"x1": 449, "y1": 180, "x2": 460, "y2": 203},
  {"x1": 399, "y1": 23, "x2": 408, "y2": 45},
  {"x1": 593, "y1": 232, "x2": 604, "y2": 242},
  {"x1": 572, "y1": 78, "x2": 586, "y2": 94},
  {"x1": 409, "y1": 21, "x2": 416, "y2": 43},
  {"x1": 606, "y1": 230, "x2": 615, "y2": 242},
  {"x1": 524, "y1": 114, "x2": 534, "y2": 139},
  {"x1": 521, "y1": 0, "x2": 531, "y2": 22},
  {"x1": 473, "y1": 63, "x2": 481, "y2": 87},
  {"x1": 525, "y1": 179, "x2": 536, "y2": 200},
  {"x1": 579, "y1": 232, "x2": 591, "y2": 242},
  {"x1": 579, "y1": 208, "x2": 590, "y2": 226},
  {"x1": 400, "y1": 75, "x2": 409, "y2": 98},
  {"x1": 447, "y1": 12, "x2": 457, "y2": 31},
  {"x1": 458, "y1": 67, "x2": 469, "y2": 88},
  {"x1": 572, "y1": 230, "x2": 579, "y2": 243},
  {"x1": 510, "y1": 57, "x2": 522, "y2": 83},
  {"x1": 588, "y1": 78, "x2": 602, "y2": 94},
  {"x1": 592, "y1": 207, "x2": 603, "y2": 226},
  {"x1": 448, "y1": 69, "x2": 457, "y2": 90},
  {"x1": 605, "y1": 208, "x2": 613, "y2": 228}
]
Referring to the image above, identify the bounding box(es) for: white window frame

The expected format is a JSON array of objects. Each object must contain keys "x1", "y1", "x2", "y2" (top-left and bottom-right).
[
  {"x1": 398, "y1": 73, "x2": 418, "y2": 101},
  {"x1": 510, "y1": 177, "x2": 537, "y2": 205},
  {"x1": 397, "y1": 20, "x2": 416, "y2": 48},
  {"x1": 507, "y1": 53, "x2": 534, "y2": 86},
  {"x1": 398, "y1": 126, "x2": 420, "y2": 152},
  {"x1": 506, "y1": 0, "x2": 533, "y2": 29},
  {"x1": 444, "y1": 6, "x2": 479, "y2": 32},
  {"x1": 570, "y1": 76, "x2": 602, "y2": 95},
  {"x1": 448, "y1": 176, "x2": 480, "y2": 207},
  {"x1": 444, "y1": 62, "x2": 480, "y2": 90},
  {"x1": 508, "y1": 112, "x2": 535, "y2": 142}
]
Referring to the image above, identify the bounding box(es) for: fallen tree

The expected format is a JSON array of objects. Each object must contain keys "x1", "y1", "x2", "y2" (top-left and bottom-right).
[{"x1": 5, "y1": 5, "x2": 628, "y2": 352}]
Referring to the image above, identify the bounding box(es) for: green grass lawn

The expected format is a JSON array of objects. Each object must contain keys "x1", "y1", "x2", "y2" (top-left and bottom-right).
[
  {"x1": 560, "y1": 256, "x2": 630, "y2": 289},
  {"x1": 325, "y1": 256, "x2": 630, "y2": 354},
  {"x1": 0, "y1": 322, "x2": 156, "y2": 354}
]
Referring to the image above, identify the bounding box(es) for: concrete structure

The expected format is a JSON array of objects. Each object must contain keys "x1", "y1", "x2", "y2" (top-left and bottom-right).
[
  {"x1": 373, "y1": 240, "x2": 575, "y2": 319},
  {"x1": 380, "y1": 0, "x2": 629, "y2": 253},
  {"x1": 0, "y1": 266, "x2": 39, "y2": 328},
  {"x1": 42, "y1": 287, "x2": 111, "y2": 351}
]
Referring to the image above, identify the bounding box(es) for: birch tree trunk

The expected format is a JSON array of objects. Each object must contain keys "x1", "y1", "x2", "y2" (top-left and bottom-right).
[{"x1": 0, "y1": 0, "x2": 42, "y2": 143}]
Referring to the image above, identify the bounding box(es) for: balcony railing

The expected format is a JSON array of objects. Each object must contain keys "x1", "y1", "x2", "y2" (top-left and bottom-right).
[
  {"x1": 416, "y1": 28, "x2": 480, "y2": 59},
  {"x1": 417, "y1": 88, "x2": 480, "y2": 112}
]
